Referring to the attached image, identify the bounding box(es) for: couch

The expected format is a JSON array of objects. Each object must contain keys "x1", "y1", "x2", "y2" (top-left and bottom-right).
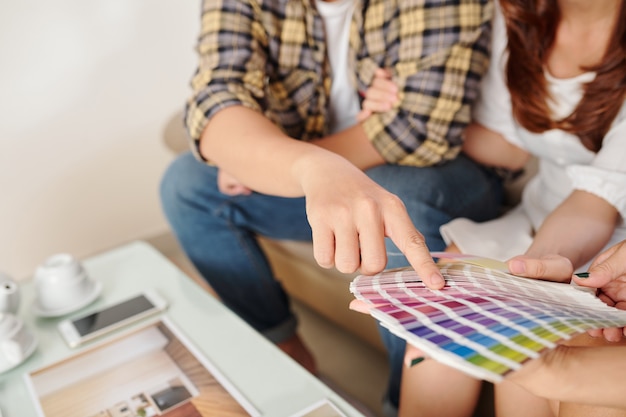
[{"x1": 162, "y1": 111, "x2": 536, "y2": 355}]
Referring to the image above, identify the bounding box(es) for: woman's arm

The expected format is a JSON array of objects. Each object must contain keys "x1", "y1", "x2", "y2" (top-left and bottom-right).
[
  {"x1": 354, "y1": 70, "x2": 531, "y2": 172},
  {"x1": 462, "y1": 123, "x2": 530, "y2": 171},
  {"x1": 511, "y1": 190, "x2": 619, "y2": 274}
]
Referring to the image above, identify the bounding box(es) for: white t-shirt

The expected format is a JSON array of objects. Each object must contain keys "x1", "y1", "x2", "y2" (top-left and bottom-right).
[
  {"x1": 316, "y1": 0, "x2": 360, "y2": 134},
  {"x1": 440, "y1": 3, "x2": 626, "y2": 271}
]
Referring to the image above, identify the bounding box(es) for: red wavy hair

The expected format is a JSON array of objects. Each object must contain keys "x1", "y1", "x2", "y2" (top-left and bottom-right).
[{"x1": 500, "y1": 0, "x2": 626, "y2": 152}]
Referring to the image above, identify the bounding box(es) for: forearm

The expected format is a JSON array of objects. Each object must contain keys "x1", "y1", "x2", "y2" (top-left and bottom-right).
[
  {"x1": 462, "y1": 123, "x2": 529, "y2": 170},
  {"x1": 509, "y1": 345, "x2": 626, "y2": 409},
  {"x1": 312, "y1": 124, "x2": 385, "y2": 171},
  {"x1": 199, "y1": 105, "x2": 342, "y2": 197},
  {"x1": 526, "y1": 191, "x2": 618, "y2": 269}
]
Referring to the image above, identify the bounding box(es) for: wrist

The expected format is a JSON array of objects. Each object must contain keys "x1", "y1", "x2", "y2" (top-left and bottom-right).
[{"x1": 291, "y1": 147, "x2": 348, "y2": 192}]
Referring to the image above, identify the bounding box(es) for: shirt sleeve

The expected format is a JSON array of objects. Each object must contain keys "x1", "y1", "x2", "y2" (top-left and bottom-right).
[
  {"x1": 470, "y1": 1, "x2": 526, "y2": 150},
  {"x1": 361, "y1": 0, "x2": 494, "y2": 166},
  {"x1": 184, "y1": 0, "x2": 266, "y2": 161},
  {"x1": 568, "y1": 107, "x2": 626, "y2": 219}
]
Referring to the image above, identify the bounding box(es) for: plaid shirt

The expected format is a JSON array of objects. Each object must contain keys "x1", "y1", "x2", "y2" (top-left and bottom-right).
[{"x1": 186, "y1": 0, "x2": 493, "y2": 166}]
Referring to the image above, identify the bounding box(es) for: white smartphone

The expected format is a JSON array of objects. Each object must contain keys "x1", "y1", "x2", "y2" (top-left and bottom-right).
[{"x1": 58, "y1": 289, "x2": 168, "y2": 348}]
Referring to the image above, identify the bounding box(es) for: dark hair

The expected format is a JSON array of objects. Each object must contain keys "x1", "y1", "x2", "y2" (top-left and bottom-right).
[{"x1": 501, "y1": 0, "x2": 626, "y2": 152}]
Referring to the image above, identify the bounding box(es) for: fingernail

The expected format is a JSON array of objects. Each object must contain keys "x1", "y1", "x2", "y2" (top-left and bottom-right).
[
  {"x1": 575, "y1": 272, "x2": 590, "y2": 278},
  {"x1": 410, "y1": 357, "x2": 425, "y2": 367},
  {"x1": 509, "y1": 260, "x2": 526, "y2": 274},
  {"x1": 430, "y1": 273, "x2": 445, "y2": 288}
]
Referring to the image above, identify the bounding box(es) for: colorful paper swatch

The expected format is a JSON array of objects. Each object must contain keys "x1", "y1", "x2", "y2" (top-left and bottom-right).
[{"x1": 350, "y1": 256, "x2": 626, "y2": 382}]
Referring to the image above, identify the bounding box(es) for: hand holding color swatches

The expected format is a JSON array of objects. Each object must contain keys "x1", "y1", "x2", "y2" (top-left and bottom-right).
[{"x1": 350, "y1": 257, "x2": 626, "y2": 382}]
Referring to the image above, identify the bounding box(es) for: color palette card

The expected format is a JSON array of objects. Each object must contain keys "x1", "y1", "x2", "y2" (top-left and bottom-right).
[{"x1": 350, "y1": 256, "x2": 626, "y2": 382}]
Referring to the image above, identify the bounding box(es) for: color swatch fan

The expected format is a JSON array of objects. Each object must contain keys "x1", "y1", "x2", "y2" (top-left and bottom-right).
[{"x1": 350, "y1": 254, "x2": 626, "y2": 383}]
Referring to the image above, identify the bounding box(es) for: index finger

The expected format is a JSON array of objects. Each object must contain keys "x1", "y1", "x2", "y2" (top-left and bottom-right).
[
  {"x1": 589, "y1": 240, "x2": 626, "y2": 274},
  {"x1": 384, "y1": 204, "x2": 444, "y2": 289}
]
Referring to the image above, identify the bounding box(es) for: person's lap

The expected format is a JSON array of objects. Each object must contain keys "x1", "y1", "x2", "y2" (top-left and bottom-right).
[{"x1": 160, "y1": 152, "x2": 312, "y2": 343}]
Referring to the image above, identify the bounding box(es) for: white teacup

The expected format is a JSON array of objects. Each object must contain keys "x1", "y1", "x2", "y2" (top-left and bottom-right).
[
  {"x1": 0, "y1": 313, "x2": 36, "y2": 373},
  {"x1": 0, "y1": 272, "x2": 20, "y2": 314},
  {"x1": 34, "y1": 253, "x2": 93, "y2": 312}
]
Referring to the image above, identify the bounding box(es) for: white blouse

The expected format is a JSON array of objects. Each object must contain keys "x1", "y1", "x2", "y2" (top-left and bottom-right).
[{"x1": 440, "y1": 3, "x2": 626, "y2": 271}]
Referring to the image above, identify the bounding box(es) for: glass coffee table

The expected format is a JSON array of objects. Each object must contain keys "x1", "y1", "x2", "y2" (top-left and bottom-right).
[{"x1": 0, "y1": 241, "x2": 365, "y2": 417}]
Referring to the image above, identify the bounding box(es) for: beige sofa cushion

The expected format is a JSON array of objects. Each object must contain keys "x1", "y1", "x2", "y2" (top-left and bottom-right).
[{"x1": 258, "y1": 237, "x2": 385, "y2": 351}]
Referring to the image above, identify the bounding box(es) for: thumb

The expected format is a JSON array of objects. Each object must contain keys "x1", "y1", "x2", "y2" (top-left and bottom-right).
[
  {"x1": 573, "y1": 269, "x2": 611, "y2": 290},
  {"x1": 349, "y1": 299, "x2": 372, "y2": 314},
  {"x1": 574, "y1": 243, "x2": 626, "y2": 288}
]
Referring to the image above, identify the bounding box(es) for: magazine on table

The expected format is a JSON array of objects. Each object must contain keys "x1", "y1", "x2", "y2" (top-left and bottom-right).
[
  {"x1": 24, "y1": 317, "x2": 259, "y2": 417},
  {"x1": 350, "y1": 253, "x2": 626, "y2": 383}
]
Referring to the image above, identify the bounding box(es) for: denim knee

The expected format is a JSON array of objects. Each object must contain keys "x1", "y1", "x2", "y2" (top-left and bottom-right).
[{"x1": 160, "y1": 152, "x2": 215, "y2": 227}]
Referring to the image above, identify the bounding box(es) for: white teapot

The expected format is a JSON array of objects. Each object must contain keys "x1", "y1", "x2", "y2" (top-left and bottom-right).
[{"x1": 0, "y1": 272, "x2": 20, "y2": 314}]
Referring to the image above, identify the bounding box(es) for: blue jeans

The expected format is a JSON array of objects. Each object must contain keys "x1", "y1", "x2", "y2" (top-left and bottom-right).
[{"x1": 160, "y1": 151, "x2": 503, "y2": 412}]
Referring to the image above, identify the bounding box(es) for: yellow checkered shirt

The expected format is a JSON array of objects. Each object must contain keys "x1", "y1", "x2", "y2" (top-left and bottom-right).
[{"x1": 186, "y1": 0, "x2": 493, "y2": 166}]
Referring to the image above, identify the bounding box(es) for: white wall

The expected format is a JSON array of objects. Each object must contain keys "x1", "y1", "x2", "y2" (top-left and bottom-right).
[{"x1": 0, "y1": 0, "x2": 199, "y2": 279}]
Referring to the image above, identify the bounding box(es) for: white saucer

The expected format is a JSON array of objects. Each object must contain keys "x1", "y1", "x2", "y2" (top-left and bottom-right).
[
  {"x1": 0, "y1": 334, "x2": 37, "y2": 374},
  {"x1": 33, "y1": 280, "x2": 103, "y2": 318}
]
